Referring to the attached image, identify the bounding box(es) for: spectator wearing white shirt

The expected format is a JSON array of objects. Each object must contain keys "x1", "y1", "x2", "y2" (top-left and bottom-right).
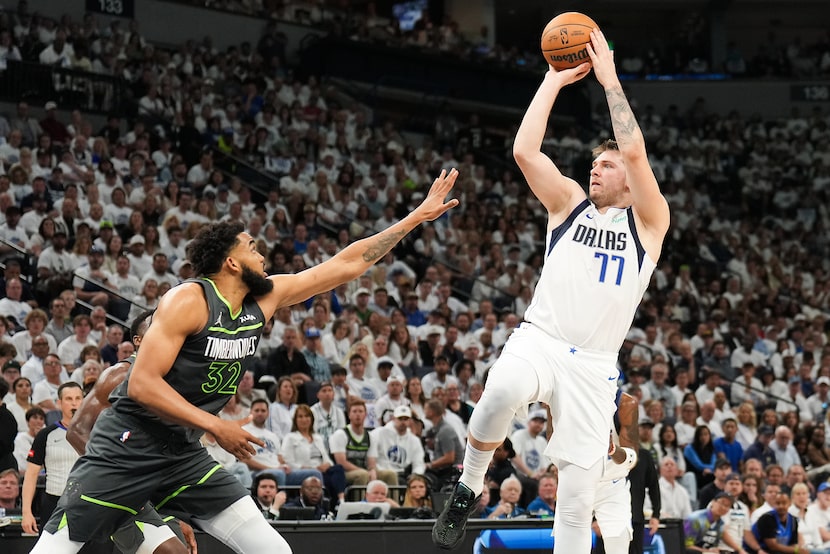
[
  {"x1": 56, "y1": 315, "x2": 97, "y2": 372},
  {"x1": 11, "y1": 310, "x2": 57, "y2": 364},
  {"x1": 310, "y1": 381, "x2": 346, "y2": 452},
  {"x1": 30, "y1": 353, "x2": 68, "y2": 411},
  {"x1": 420, "y1": 356, "x2": 459, "y2": 399},
  {"x1": 38, "y1": 30, "x2": 73, "y2": 66},
  {"x1": 775, "y1": 377, "x2": 813, "y2": 423},
  {"x1": 804, "y1": 482, "x2": 830, "y2": 549},
  {"x1": 139, "y1": 252, "x2": 178, "y2": 290},
  {"x1": 731, "y1": 362, "x2": 766, "y2": 409},
  {"x1": 0, "y1": 206, "x2": 31, "y2": 262},
  {"x1": 808, "y1": 377, "x2": 830, "y2": 423},
  {"x1": 509, "y1": 409, "x2": 549, "y2": 479},
  {"x1": 125, "y1": 234, "x2": 152, "y2": 279},
  {"x1": 769, "y1": 425, "x2": 800, "y2": 473},
  {"x1": 321, "y1": 319, "x2": 350, "y2": 364},
  {"x1": 0, "y1": 277, "x2": 31, "y2": 326},
  {"x1": 655, "y1": 457, "x2": 691, "y2": 519},
  {"x1": 345, "y1": 354, "x2": 383, "y2": 403},
  {"x1": 371, "y1": 405, "x2": 426, "y2": 480}
]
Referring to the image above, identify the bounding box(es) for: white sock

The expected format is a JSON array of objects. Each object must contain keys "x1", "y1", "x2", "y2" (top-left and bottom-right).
[{"x1": 459, "y1": 444, "x2": 494, "y2": 496}]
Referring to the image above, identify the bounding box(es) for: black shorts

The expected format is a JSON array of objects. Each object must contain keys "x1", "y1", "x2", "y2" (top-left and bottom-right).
[
  {"x1": 110, "y1": 502, "x2": 186, "y2": 554},
  {"x1": 43, "y1": 409, "x2": 247, "y2": 543}
]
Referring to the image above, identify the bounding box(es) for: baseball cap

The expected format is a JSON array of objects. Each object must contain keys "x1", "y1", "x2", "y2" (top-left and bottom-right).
[
  {"x1": 715, "y1": 459, "x2": 732, "y2": 469},
  {"x1": 393, "y1": 405, "x2": 412, "y2": 419},
  {"x1": 2, "y1": 359, "x2": 21, "y2": 372},
  {"x1": 376, "y1": 356, "x2": 395, "y2": 368},
  {"x1": 528, "y1": 409, "x2": 548, "y2": 422},
  {"x1": 758, "y1": 424, "x2": 775, "y2": 435},
  {"x1": 89, "y1": 246, "x2": 104, "y2": 255},
  {"x1": 424, "y1": 324, "x2": 443, "y2": 336},
  {"x1": 638, "y1": 417, "x2": 655, "y2": 427},
  {"x1": 818, "y1": 376, "x2": 830, "y2": 387},
  {"x1": 818, "y1": 482, "x2": 830, "y2": 493},
  {"x1": 726, "y1": 472, "x2": 742, "y2": 482},
  {"x1": 305, "y1": 327, "x2": 321, "y2": 338},
  {"x1": 45, "y1": 101, "x2": 57, "y2": 110},
  {"x1": 713, "y1": 491, "x2": 734, "y2": 502},
  {"x1": 99, "y1": 220, "x2": 114, "y2": 229},
  {"x1": 353, "y1": 287, "x2": 371, "y2": 299},
  {"x1": 788, "y1": 376, "x2": 801, "y2": 385},
  {"x1": 129, "y1": 235, "x2": 145, "y2": 246}
]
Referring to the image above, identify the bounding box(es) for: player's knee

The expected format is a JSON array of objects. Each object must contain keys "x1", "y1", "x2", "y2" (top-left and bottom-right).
[
  {"x1": 556, "y1": 495, "x2": 593, "y2": 527},
  {"x1": 153, "y1": 537, "x2": 189, "y2": 554}
]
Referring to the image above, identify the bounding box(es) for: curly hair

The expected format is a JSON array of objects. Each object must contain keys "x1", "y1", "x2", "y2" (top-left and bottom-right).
[{"x1": 186, "y1": 221, "x2": 245, "y2": 277}]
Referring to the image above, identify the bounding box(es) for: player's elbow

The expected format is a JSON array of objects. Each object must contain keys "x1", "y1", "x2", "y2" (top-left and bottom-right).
[
  {"x1": 512, "y1": 143, "x2": 534, "y2": 165},
  {"x1": 127, "y1": 375, "x2": 151, "y2": 405}
]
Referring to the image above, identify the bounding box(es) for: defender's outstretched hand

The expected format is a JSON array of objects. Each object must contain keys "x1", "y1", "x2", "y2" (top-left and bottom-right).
[
  {"x1": 585, "y1": 28, "x2": 618, "y2": 88},
  {"x1": 414, "y1": 168, "x2": 460, "y2": 221}
]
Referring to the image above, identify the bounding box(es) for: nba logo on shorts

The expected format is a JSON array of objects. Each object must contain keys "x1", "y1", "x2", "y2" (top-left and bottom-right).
[{"x1": 119, "y1": 431, "x2": 131, "y2": 443}]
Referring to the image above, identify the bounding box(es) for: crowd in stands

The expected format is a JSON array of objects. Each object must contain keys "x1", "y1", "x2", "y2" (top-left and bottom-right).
[
  {"x1": 3, "y1": 2, "x2": 830, "y2": 545},
  {"x1": 176, "y1": 0, "x2": 830, "y2": 77}
]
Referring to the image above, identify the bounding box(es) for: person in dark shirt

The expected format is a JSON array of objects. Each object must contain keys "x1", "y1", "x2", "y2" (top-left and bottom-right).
[
  {"x1": 0, "y1": 380, "x2": 18, "y2": 471},
  {"x1": 284, "y1": 475, "x2": 331, "y2": 520},
  {"x1": 262, "y1": 325, "x2": 312, "y2": 402},
  {"x1": 742, "y1": 424, "x2": 777, "y2": 468},
  {"x1": 629, "y1": 447, "x2": 661, "y2": 554},
  {"x1": 749, "y1": 490, "x2": 802, "y2": 553},
  {"x1": 698, "y1": 459, "x2": 732, "y2": 509}
]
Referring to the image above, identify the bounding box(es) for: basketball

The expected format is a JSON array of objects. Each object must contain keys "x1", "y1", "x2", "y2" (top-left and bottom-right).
[{"x1": 540, "y1": 12, "x2": 599, "y2": 71}]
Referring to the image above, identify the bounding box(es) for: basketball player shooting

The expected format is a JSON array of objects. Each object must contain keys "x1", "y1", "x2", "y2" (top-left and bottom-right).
[{"x1": 432, "y1": 28, "x2": 670, "y2": 552}]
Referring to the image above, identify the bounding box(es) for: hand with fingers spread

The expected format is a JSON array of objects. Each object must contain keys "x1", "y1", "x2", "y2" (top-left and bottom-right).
[
  {"x1": 412, "y1": 168, "x2": 460, "y2": 222},
  {"x1": 585, "y1": 28, "x2": 619, "y2": 89}
]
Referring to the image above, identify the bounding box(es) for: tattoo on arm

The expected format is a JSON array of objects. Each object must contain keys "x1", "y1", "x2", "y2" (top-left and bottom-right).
[
  {"x1": 605, "y1": 86, "x2": 640, "y2": 148},
  {"x1": 362, "y1": 230, "x2": 406, "y2": 262}
]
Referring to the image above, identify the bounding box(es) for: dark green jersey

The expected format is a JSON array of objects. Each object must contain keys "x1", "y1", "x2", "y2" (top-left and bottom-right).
[{"x1": 110, "y1": 278, "x2": 265, "y2": 441}]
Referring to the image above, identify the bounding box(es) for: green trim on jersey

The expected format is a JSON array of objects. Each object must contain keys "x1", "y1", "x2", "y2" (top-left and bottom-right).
[
  {"x1": 207, "y1": 322, "x2": 264, "y2": 335},
  {"x1": 136, "y1": 521, "x2": 145, "y2": 533},
  {"x1": 80, "y1": 494, "x2": 139, "y2": 515},
  {"x1": 154, "y1": 463, "x2": 223, "y2": 510},
  {"x1": 202, "y1": 278, "x2": 242, "y2": 320},
  {"x1": 58, "y1": 512, "x2": 68, "y2": 531}
]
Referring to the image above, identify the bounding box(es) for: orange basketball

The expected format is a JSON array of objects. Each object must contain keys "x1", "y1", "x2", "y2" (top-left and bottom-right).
[{"x1": 540, "y1": 12, "x2": 599, "y2": 71}]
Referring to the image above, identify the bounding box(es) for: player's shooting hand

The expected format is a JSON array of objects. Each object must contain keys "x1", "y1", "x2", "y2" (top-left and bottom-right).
[
  {"x1": 585, "y1": 29, "x2": 618, "y2": 88},
  {"x1": 414, "y1": 169, "x2": 460, "y2": 222},
  {"x1": 547, "y1": 62, "x2": 591, "y2": 86},
  {"x1": 178, "y1": 520, "x2": 198, "y2": 554},
  {"x1": 212, "y1": 417, "x2": 263, "y2": 460}
]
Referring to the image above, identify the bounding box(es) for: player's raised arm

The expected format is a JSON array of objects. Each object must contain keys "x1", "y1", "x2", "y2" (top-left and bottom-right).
[
  {"x1": 258, "y1": 169, "x2": 459, "y2": 316},
  {"x1": 586, "y1": 29, "x2": 670, "y2": 243},
  {"x1": 513, "y1": 63, "x2": 591, "y2": 219}
]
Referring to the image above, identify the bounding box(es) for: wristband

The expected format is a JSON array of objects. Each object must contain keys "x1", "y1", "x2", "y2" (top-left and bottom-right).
[{"x1": 601, "y1": 447, "x2": 638, "y2": 481}]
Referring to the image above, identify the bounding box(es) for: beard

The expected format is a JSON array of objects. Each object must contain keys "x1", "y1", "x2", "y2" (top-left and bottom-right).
[{"x1": 241, "y1": 264, "x2": 274, "y2": 296}]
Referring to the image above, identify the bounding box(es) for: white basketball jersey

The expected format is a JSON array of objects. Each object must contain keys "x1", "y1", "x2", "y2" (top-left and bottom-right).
[{"x1": 524, "y1": 199, "x2": 656, "y2": 353}]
